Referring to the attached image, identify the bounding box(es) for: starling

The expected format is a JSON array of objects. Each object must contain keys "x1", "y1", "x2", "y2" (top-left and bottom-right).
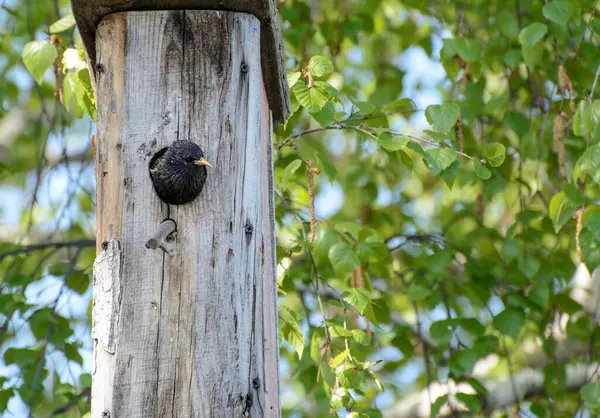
[{"x1": 149, "y1": 140, "x2": 212, "y2": 205}]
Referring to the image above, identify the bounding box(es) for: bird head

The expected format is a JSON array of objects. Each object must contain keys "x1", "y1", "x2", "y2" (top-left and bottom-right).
[{"x1": 167, "y1": 140, "x2": 213, "y2": 175}]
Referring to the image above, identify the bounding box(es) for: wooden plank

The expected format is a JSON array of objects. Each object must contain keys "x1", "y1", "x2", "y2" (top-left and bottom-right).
[
  {"x1": 71, "y1": 0, "x2": 290, "y2": 123},
  {"x1": 93, "y1": 10, "x2": 280, "y2": 417}
]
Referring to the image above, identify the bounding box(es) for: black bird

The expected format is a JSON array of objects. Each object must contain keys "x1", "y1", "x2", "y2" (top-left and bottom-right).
[{"x1": 149, "y1": 140, "x2": 212, "y2": 205}]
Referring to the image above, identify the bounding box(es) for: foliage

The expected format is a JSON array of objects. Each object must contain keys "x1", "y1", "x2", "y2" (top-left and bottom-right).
[{"x1": 1, "y1": 0, "x2": 600, "y2": 417}]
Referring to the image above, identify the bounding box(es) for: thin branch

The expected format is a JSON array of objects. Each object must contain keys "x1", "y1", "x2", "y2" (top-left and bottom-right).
[
  {"x1": 396, "y1": 271, "x2": 434, "y2": 407},
  {"x1": 275, "y1": 188, "x2": 335, "y2": 357},
  {"x1": 591, "y1": 60, "x2": 600, "y2": 101},
  {"x1": 279, "y1": 121, "x2": 476, "y2": 161},
  {"x1": 384, "y1": 363, "x2": 600, "y2": 418},
  {"x1": 0, "y1": 239, "x2": 95, "y2": 261}
]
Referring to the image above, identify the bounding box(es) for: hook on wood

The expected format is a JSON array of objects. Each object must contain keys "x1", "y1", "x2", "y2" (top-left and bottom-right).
[{"x1": 145, "y1": 219, "x2": 177, "y2": 257}]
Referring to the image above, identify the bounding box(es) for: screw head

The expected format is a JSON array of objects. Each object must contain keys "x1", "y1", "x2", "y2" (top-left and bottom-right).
[{"x1": 240, "y1": 62, "x2": 249, "y2": 73}]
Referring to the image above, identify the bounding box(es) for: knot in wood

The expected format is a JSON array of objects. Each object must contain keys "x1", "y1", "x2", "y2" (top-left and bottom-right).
[
  {"x1": 244, "y1": 222, "x2": 253, "y2": 235},
  {"x1": 252, "y1": 377, "x2": 260, "y2": 389},
  {"x1": 95, "y1": 63, "x2": 105, "y2": 73}
]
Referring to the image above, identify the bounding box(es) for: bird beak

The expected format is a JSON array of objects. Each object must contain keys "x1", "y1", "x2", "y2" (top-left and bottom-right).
[{"x1": 194, "y1": 158, "x2": 213, "y2": 167}]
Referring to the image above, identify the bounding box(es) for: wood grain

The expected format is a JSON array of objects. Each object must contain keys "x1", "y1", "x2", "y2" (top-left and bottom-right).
[
  {"x1": 93, "y1": 11, "x2": 280, "y2": 417},
  {"x1": 71, "y1": 0, "x2": 290, "y2": 123}
]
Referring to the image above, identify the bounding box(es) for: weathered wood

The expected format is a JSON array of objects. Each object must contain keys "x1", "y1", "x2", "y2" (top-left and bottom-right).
[
  {"x1": 93, "y1": 11, "x2": 280, "y2": 417},
  {"x1": 70, "y1": 0, "x2": 290, "y2": 123}
]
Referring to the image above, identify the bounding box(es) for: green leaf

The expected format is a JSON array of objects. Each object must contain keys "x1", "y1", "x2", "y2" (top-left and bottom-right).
[
  {"x1": 573, "y1": 101, "x2": 589, "y2": 137},
  {"x1": 584, "y1": 100, "x2": 600, "y2": 133},
  {"x1": 0, "y1": 389, "x2": 13, "y2": 412},
  {"x1": 22, "y1": 40, "x2": 58, "y2": 84},
  {"x1": 307, "y1": 55, "x2": 334, "y2": 77},
  {"x1": 317, "y1": 156, "x2": 337, "y2": 184},
  {"x1": 493, "y1": 308, "x2": 525, "y2": 340},
  {"x1": 407, "y1": 283, "x2": 430, "y2": 302},
  {"x1": 330, "y1": 387, "x2": 350, "y2": 409},
  {"x1": 64, "y1": 69, "x2": 95, "y2": 119},
  {"x1": 356, "y1": 233, "x2": 390, "y2": 263},
  {"x1": 328, "y1": 325, "x2": 370, "y2": 345},
  {"x1": 282, "y1": 159, "x2": 302, "y2": 189},
  {"x1": 530, "y1": 403, "x2": 548, "y2": 418},
  {"x1": 368, "y1": 370, "x2": 384, "y2": 392},
  {"x1": 456, "y1": 393, "x2": 481, "y2": 412},
  {"x1": 314, "y1": 229, "x2": 339, "y2": 264},
  {"x1": 430, "y1": 319, "x2": 456, "y2": 346},
  {"x1": 581, "y1": 382, "x2": 600, "y2": 411},
  {"x1": 474, "y1": 162, "x2": 491, "y2": 180},
  {"x1": 549, "y1": 191, "x2": 578, "y2": 232},
  {"x1": 561, "y1": 183, "x2": 584, "y2": 206},
  {"x1": 328, "y1": 243, "x2": 360, "y2": 277},
  {"x1": 54, "y1": 383, "x2": 74, "y2": 396},
  {"x1": 287, "y1": 71, "x2": 302, "y2": 88},
  {"x1": 423, "y1": 129, "x2": 451, "y2": 142},
  {"x1": 486, "y1": 143, "x2": 506, "y2": 167},
  {"x1": 585, "y1": 213, "x2": 600, "y2": 238},
  {"x1": 65, "y1": 271, "x2": 90, "y2": 295},
  {"x1": 449, "y1": 349, "x2": 479, "y2": 375},
  {"x1": 64, "y1": 342, "x2": 83, "y2": 365},
  {"x1": 430, "y1": 395, "x2": 448, "y2": 417},
  {"x1": 425, "y1": 148, "x2": 457, "y2": 175},
  {"x1": 313, "y1": 80, "x2": 338, "y2": 98},
  {"x1": 293, "y1": 80, "x2": 328, "y2": 112},
  {"x1": 501, "y1": 239, "x2": 522, "y2": 262},
  {"x1": 441, "y1": 160, "x2": 460, "y2": 189},
  {"x1": 453, "y1": 38, "x2": 482, "y2": 62},
  {"x1": 355, "y1": 101, "x2": 376, "y2": 115},
  {"x1": 518, "y1": 258, "x2": 540, "y2": 279},
  {"x1": 458, "y1": 318, "x2": 485, "y2": 337},
  {"x1": 310, "y1": 101, "x2": 335, "y2": 127},
  {"x1": 518, "y1": 22, "x2": 548, "y2": 46},
  {"x1": 574, "y1": 145, "x2": 600, "y2": 184},
  {"x1": 80, "y1": 373, "x2": 92, "y2": 388},
  {"x1": 542, "y1": 1, "x2": 574, "y2": 28},
  {"x1": 521, "y1": 44, "x2": 544, "y2": 69},
  {"x1": 383, "y1": 98, "x2": 415, "y2": 113},
  {"x1": 50, "y1": 11, "x2": 76, "y2": 33},
  {"x1": 350, "y1": 329, "x2": 370, "y2": 345},
  {"x1": 429, "y1": 251, "x2": 453, "y2": 274},
  {"x1": 279, "y1": 306, "x2": 305, "y2": 358},
  {"x1": 425, "y1": 103, "x2": 460, "y2": 133},
  {"x1": 379, "y1": 133, "x2": 408, "y2": 151},
  {"x1": 330, "y1": 349, "x2": 349, "y2": 368},
  {"x1": 342, "y1": 288, "x2": 370, "y2": 315}
]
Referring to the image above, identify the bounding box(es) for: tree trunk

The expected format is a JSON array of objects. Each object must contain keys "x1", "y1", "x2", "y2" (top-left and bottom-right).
[{"x1": 92, "y1": 10, "x2": 279, "y2": 417}]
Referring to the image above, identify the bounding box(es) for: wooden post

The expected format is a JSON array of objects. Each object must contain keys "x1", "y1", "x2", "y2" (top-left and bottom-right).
[{"x1": 73, "y1": 3, "x2": 289, "y2": 416}]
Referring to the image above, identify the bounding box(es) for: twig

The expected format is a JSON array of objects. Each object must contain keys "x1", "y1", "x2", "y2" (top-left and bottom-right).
[
  {"x1": 275, "y1": 188, "x2": 335, "y2": 357},
  {"x1": 396, "y1": 271, "x2": 433, "y2": 408},
  {"x1": 0, "y1": 239, "x2": 95, "y2": 261},
  {"x1": 279, "y1": 120, "x2": 476, "y2": 161},
  {"x1": 591, "y1": 60, "x2": 600, "y2": 101}
]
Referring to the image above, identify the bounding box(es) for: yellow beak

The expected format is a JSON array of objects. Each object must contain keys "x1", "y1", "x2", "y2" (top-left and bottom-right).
[{"x1": 194, "y1": 158, "x2": 213, "y2": 167}]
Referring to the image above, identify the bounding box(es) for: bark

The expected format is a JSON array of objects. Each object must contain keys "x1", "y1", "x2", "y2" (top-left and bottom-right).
[{"x1": 92, "y1": 11, "x2": 279, "y2": 417}]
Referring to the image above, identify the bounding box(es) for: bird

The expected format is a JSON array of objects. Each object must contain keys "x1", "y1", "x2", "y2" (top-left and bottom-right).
[{"x1": 148, "y1": 140, "x2": 213, "y2": 205}]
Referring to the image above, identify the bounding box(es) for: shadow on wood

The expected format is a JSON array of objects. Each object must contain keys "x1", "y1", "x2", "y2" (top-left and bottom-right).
[{"x1": 71, "y1": 0, "x2": 290, "y2": 123}]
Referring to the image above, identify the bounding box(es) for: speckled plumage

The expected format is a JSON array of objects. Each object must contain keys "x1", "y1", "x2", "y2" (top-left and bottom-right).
[{"x1": 149, "y1": 140, "x2": 211, "y2": 205}]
